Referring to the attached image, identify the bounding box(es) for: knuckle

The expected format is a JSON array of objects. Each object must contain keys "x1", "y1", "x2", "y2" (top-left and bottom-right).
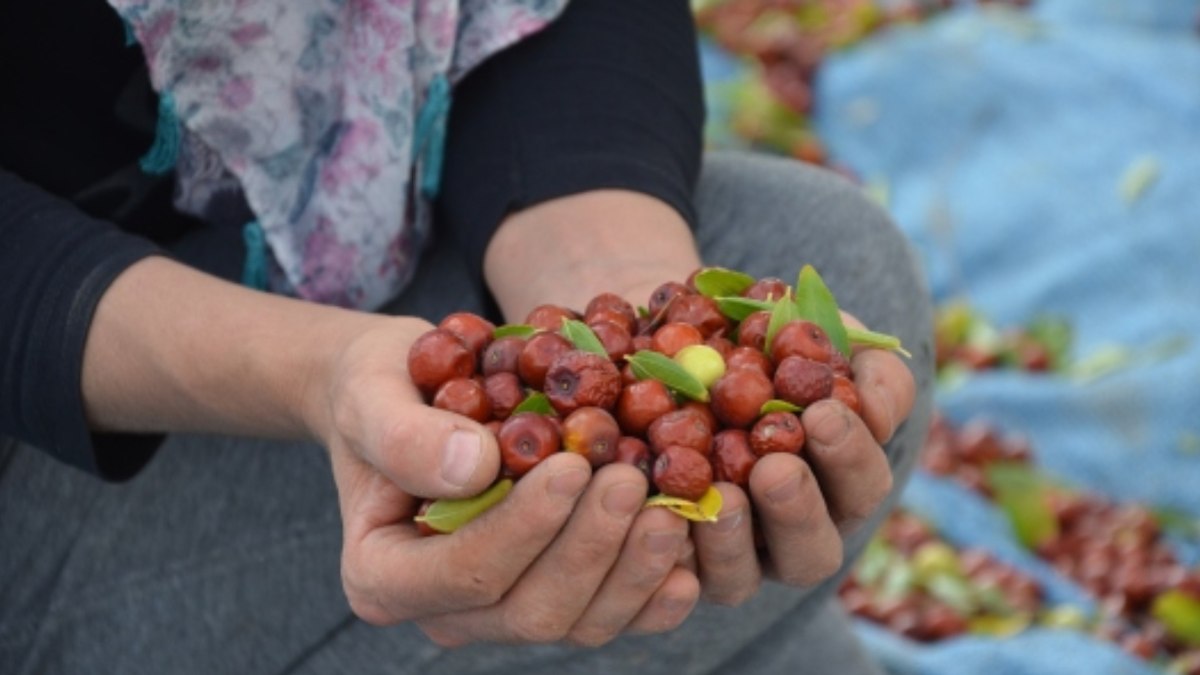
[
  {"x1": 508, "y1": 608, "x2": 570, "y2": 644},
  {"x1": 567, "y1": 624, "x2": 619, "y2": 648}
]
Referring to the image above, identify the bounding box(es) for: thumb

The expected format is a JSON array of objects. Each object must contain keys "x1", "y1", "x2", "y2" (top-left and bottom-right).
[{"x1": 366, "y1": 401, "x2": 502, "y2": 500}]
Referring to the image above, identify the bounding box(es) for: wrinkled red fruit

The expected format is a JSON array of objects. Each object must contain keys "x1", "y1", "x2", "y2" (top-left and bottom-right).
[
  {"x1": 653, "y1": 446, "x2": 714, "y2": 501},
  {"x1": 711, "y1": 429, "x2": 757, "y2": 488},
  {"x1": 587, "y1": 319, "x2": 634, "y2": 362},
  {"x1": 631, "y1": 334, "x2": 654, "y2": 352},
  {"x1": 743, "y1": 277, "x2": 789, "y2": 301},
  {"x1": 432, "y1": 378, "x2": 491, "y2": 423},
  {"x1": 774, "y1": 356, "x2": 834, "y2": 408},
  {"x1": 615, "y1": 379, "x2": 677, "y2": 437},
  {"x1": 737, "y1": 311, "x2": 772, "y2": 351},
  {"x1": 438, "y1": 312, "x2": 495, "y2": 359},
  {"x1": 482, "y1": 336, "x2": 526, "y2": 376},
  {"x1": 750, "y1": 411, "x2": 806, "y2": 456},
  {"x1": 648, "y1": 281, "x2": 691, "y2": 318},
  {"x1": 585, "y1": 293, "x2": 637, "y2": 334},
  {"x1": 517, "y1": 332, "x2": 572, "y2": 390},
  {"x1": 484, "y1": 372, "x2": 525, "y2": 421},
  {"x1": 726, "y1": 346, "x2": 774, "y2": 379},
  {"x1": 681, "y1": 401, "x2": 718, "y2": 434},
  {"x1": 525, "y1": 304, "x2": 578, "y2": 332},
  {"x1": 544, "y1": 350, "x2": 622, "y2": 415},
  {"x1": 829, "y1": 349, "x2": 853, "y2": 378},
  {"x1": 651, "y1": 322, "x2": 704, "y2": 358},
  {"x1": 771, "y1": 320, "x2": 834, "y2": 365},
  {"x1": 830, "y1": 376, "x2": 862, "y2": 416},
  {"x1": 562, "y1": 407, "x2": 621, "y2": 467},
  {"x1": 648, "y1": 407, "x2": 714, "y2": 457},
  {"x1": 667, "y1": 294, "x2": 729, "y2": 338},
  {"x1": 408, "y1": 329, "x2": 476, "y2": 396},
  {"x1": 711, "y1": 367, "x2": 775, "y2": 429},
  {"x1": 498, "y1": 412, "x2": 561, "y2": 478},
  {"x1": 615, "y1": 436, "x2": 653, "y2": 482}
]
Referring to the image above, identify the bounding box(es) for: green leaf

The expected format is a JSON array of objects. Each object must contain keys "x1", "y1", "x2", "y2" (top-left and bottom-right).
[
  {"x1": 760, "y1": 399, "x2": 803, "y2": 415},
  {"x1": 493, "y1": 324, "x2": 538, "y2": 339},
  {"x1": 512, "y1": 391, "x2": 555, "y2": 416},
  {"x1": 414, "y1": 479, "x2": 514, "y2": 533},
  {"x1": 637, "y1": 305, "x2": 651, "y2": 319},
  {"x1": 1151, "y1": 590, "x2": 1200, "y2": 646},
  {"x1": 984, "y1": 462, "x2": 1059, "y2": 549},
  {"x1": 925, "y1": 573, "x2": 978, "y2": 615},
  {"x1": 693, "y1": 267, "x2": 757, "y2": 298},
  {"x1": 794, "y1": 265, "x2": 851, "y2": 357},
  {"x1": 625, "y1": 350, "x2": 709, "y2": 402},
  {"x1": 1025, "y1": 316, "x2": 1073, "y2": 370},
  {"x1": 560, "y1": 318, "x2": 608, "y2": 356},
  {"x1": 764, "y1": 290, "x2": 800, "y2": 354},
  {"x1": 714, "y1": 296, "x2": 775, "y2": 322},
  {"x1": 847, "y1": 327, "x2": 912, "y2": 358}
]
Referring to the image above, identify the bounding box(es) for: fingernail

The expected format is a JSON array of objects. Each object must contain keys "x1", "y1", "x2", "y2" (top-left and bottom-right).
[
  {"x1": 711, "y1": 508, "x2": 744, "y2": 533},
  {"x1": 766, "y1": 473, "x2": 802, "y2": 504},
  {"x1": 603, "y1": 482, "x2": 645, "y2": 518},
  {"x1": 645, "y1": 530, "x2": 684, "y2": 555},
  {"x1": 441, "y1": 430, "x2": 482, "y2": 487},
  {"x1": 547, "y1": 467, "x2": 590, "y2": 498},
  {"x1": 810, "y1": 406, "x2": 850, "y2": 446},
  {"x1": 873, "y1": 383, "x2": 896, "y2": 437}
]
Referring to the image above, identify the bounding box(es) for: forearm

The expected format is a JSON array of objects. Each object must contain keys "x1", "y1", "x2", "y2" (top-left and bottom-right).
[
  {"x1": 484, "y1": 190, "x2": 702, "y2": 321},
  {"x1": 81, "y1": 256, "x2": 384, "y2": 440}
]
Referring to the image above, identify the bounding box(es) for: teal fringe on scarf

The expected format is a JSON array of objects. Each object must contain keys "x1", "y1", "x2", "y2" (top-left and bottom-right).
[
  {"x1": 242, "y1": 221, "x2": 269, "y2": 291},
  {"x1": 140, "y1": 91, "x2": 181, "y2": 175},
  {"x1": 412, "y1": 74, "x2": 452, "y2": 200}
]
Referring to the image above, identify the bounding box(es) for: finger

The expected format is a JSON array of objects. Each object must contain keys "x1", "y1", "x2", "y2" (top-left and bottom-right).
[
  {"x1": 748, "y1": 454, "x2": 843, "y2": 588},
  {"x1": 423, "y1": 463, "x2": 650, "y2": 644},
  {"x1": 343, "y1": 452, "x2": 591, "y2": 624},
  {"x1": 566, "y1": 506, "x2": 689, "y2": 647},
  {"x1": 802, "y1": 400, "x2": 894, "y2": 535},
  {"x1": 624, "y1": 567, "x2": 701, "y2": 635},
  {"x1": 357, "y1": 393, "x2": 503, "y2": 500},
  {"x1": 692, "y1": 483, "x2": 762, "y2": 606},
  {"x1": 851, "y1": 348, "x2": 916, "y2": 445}
]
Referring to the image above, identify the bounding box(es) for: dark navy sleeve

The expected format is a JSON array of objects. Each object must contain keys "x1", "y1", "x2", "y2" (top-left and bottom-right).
[
  {"x1": 436, "y1": 0, "x2": 706, "y2": 279},
  {"x1": 0, "y1": 168, "x2": 162, "y2": 481}
]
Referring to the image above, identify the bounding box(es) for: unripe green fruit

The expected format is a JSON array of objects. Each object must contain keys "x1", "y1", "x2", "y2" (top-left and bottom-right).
[{"x1": 674, "y1": 344, "x2": 726, "y2": 389}]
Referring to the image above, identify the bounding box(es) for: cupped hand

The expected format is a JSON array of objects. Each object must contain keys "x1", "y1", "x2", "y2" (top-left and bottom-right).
[
  {"x1": 313, "y1": 319, "x2": 698, "y2": 646},
  {"x1": 690, "y1": 312, "x2": 916, "y2": 604}
]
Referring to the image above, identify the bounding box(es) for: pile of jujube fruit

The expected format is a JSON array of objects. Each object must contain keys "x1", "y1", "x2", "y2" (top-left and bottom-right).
[{"x1": 406, "y1": 266, "x2": 903, "y2": 533}]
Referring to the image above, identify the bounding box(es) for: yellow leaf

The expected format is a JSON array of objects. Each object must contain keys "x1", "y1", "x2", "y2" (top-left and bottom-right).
[{"x1": 644, "y1": 486, "x2": 723, "y2": 523}]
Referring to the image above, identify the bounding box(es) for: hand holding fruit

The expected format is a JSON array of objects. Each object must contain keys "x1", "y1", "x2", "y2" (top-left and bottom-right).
[{"x1": 314, "y1": 319, "x2": 696, "y2": 647}]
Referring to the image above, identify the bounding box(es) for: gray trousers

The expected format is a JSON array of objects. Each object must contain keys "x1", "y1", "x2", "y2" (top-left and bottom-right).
[{"x1": 0, "y1": 153, "x2": 934, "y2": 674}]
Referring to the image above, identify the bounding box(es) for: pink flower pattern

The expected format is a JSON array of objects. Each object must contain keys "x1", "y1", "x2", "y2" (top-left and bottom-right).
[{"x1": 108, "y1": 0, "x2": 569, "y2": 309}]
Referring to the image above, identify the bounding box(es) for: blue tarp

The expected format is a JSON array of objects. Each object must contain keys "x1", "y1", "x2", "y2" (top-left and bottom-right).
[
  {"x1": 807, "y1": 1, "x2": 1200, "y2": 671},
  {"x1": 703, "y1": 0, "x2": 1200, "y2": 671}
]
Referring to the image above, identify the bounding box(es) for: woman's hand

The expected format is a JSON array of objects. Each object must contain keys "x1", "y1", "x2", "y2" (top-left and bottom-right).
[{"x1": 315, "y1": 319, "x2": 698, "y2": 646}]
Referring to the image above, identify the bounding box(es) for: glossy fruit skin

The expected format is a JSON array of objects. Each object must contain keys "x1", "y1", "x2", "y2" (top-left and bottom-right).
[
  {"x1": 439, "y1": 312, "x2": 495, "y2": 359},
  {"x1": 737, "y1": 311, "x2": 772, "y2": 351},
  {"x1": 830, "y1": 375, "x2": 862, "y2": 416},
  {"x1": 774, "y1": 356, "x2": 834, "y2": 408},
  {"x1": 544, "y1": 350, "x2": 623, "y2": 415},
  {"x1": 725, "y1": 346, "x2": 774, "y2": 379},
  {"x1": 484, "y1": 420, "x2": 503, "y2": 437},
  {"x1": 711, "y1": 429, "x2": 757, "y2": 488},
  {"x1": 408, "y1": 329, "x2": 476, "y2": 397},
  {"x1": 615, "y1": 379, "x2": 677, "y2": 437},
  {"x1": 525, "y1": 304, "x2": 579, "y2": 332},
  {"x1": 432, "y1": 378, "x2": 492, "y2": 423},
  {"x1": 706, "y1": 335, "x2": 736, "y2": 360},
  {"x1": 651, "y1": 322, "x2": 704, "y2": 358},
  {"x1": 631, "y1": 334, "x2": 654, "y2": 352},
  {"x1": 648, "y1": 281, "x2": 691, "y2": 318},
  {"x1": 743, "y1": 277, "x2": 789, "y2": 301},
  {"x1": 482, "y1": 336, "x2": 526, "y2": 376},
  {"x1": 771, "y1": 320, "x2": 834, "y2": 365},
  {"x1": 517, "y1": 332, "x2": 572, "y2": 390},
  {"x1": 585, "y1": 293, "x2": 637, "y2": 334},
  {"x1": 750, "y1": 411, "x2": 806, "y2": 456},
  {"x1": 673, "y1": 344, "x2": 726, "y2": 388},
  {"x1": 561, "y1": 407, "x2": 621, "y2": 467},
  {"x1": 653, "y1": 445, "x2": 714, "y2": 501},
  {"x1": 681, "y1": 401, "x2": 718, "y2": 434},
  {"x1": 648, "y1": 407, "x2": 714, "y2": 457},
  {"x1": 667, "y1": 294, "x2": 729, "y2": 338},
  {"x1": 710, "y1": 367, "x2": 774, "y2": 429},
  {"x1": 615, "y1": 436, "x2": 653, "y2": 482},
  {"x1": 587, "y1": 319, "x2": 634, "y2": 362},
  {"x1": 484, "y1": 372, "x2": 525, "y2": 421},
  {"x1": 498, "y1": 412, "x2": 561, "y2": 477}
]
